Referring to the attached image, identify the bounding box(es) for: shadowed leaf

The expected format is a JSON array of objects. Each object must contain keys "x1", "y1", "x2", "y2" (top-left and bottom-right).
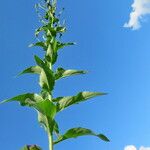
[
  {"x1": 56, "y1": 42, "x2": 75, "y2": 51},
  {"x1": 54, "y1": 92, "x2": 106, "y2": 111},
  {"x1": 53, "y1": 120, "x2": 60, "y2": 135},
  {"x1": 54, "y1": 127, "x2": 110, "y2": 144},
  {"x1": 55, "y1": 68, "x2": 87, "y2": 80}
]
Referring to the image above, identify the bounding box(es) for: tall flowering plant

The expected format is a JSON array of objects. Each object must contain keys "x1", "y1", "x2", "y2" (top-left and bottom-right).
[{"x1": 1, "y1": 0, "x2": 109, "y2": 150}]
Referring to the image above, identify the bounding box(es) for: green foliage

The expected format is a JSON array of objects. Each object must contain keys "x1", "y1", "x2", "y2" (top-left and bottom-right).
[
  {"x1": 1, "y1": 0, "x2": 110, "y2": 149},
  {"x1": 21, "y1": 145, "x2": 42, "y2": 150},
  {"x1": 19, "y1": 66, "x2": 41, "y2": 75},
  {"x1": 54, "y1": 91, "x2": 106, "y2": 112},
  {"x1": 1, "y1": 93, "x2": 43, "y2": 106},
  {"x1": 54, "y1": 127, "x2": 110, "y2": 144},
  {"x1": 54, "y1": 68, "x2": 87, "y2": 80}
]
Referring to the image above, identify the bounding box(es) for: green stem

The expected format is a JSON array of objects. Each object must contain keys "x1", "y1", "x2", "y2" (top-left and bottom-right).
[
  {"x1": 46, "y1": 104, "x2": 54, "y2": 150},
  {"x1": 48, "y1": 131, "x2": 53, "y2": 150}
]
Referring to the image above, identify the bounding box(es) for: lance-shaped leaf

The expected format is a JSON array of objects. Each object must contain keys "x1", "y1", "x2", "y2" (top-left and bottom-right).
[
  {"x1": 53, "y1": 120, "x2": 60, "y2": 135},
  {"x1": 55, "y1": 42, "x2": 75, "y2": 52},
  {"x1": 54, "y1": 91, "x2": 106, "y2": 112},
  {"x1": 55, "y1": 68, "x2": 87, "y2": 80},
  {"x1": 1, "y1": 93, "x2": 57, "y2": 132},
  {"x1": 0, "y1": 93, "x2": 43, "y2": 106},
  {"x1": 29, "y1": 42, "x2": 47, "y2": 51},
  {"x1": 21, "y1": 145, "x2": 42, "y2": 150},
  {"x1": 18, "y1": 66, "x2": 41, "y2": 76},
  {"x1": 34, "y1": 55, "x2": 46, "y2": 68},
  {"x1": 34, "y1": 55, "x2": 55, "y2": 91},
  {"x1": 54, "y1": 127, "x2": 110, "y2": 144},
  {"x1": 0, "y1": 93, "x2": 56, "y2": 119}
]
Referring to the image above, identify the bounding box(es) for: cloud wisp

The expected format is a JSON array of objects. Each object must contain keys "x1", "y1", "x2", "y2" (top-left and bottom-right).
[
  {"x1": 140, "y1": 147, "x2": 150, "y2": 150},
  {"x1": 124, "y1": 0, "x2": 150, "y2": 30},
  {"x1": 124, "y1": 145, "x2": 150, "y2": 150}
]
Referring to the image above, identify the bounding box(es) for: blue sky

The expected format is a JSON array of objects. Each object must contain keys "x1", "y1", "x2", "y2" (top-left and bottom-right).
[{"x1": 1, "y1": 0, "x2": 150, "y2": 150}]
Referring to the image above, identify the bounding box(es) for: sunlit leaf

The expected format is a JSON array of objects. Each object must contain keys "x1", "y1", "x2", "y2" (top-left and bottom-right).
[
  {"x1": 0, "y1": 93, "x2": 56, "y2": 119},
  {"x1": 34, "y1": 55, "x2": 55, "y2": 91},
  {"x1": 36, "y1": 100, "x2": 57, "y2": 133},
  {"x1": 38, "y1": 111, "x2": 47, "y2": 131},
  {"x1": 18, "y1": 66, "x2": 41, "y2": 76},
  {"x1": 0, "y1": 93, "x2": 43, "y2": 106},
  {"x1": 46, "y1": 44, "x2": 53, "y2": 60},
  {"x1": 35, "y1": 100, "x2": 56, "y2": 118},
  {"x1": 1, "y1": 93, "x2": 57, "y2": 133},
  {"x1": 38, "y1": 111, "x2": 58, "y2": 134},
  {"x1": 54, "y1": 127, "x2": 110, "y2": 144},
  {"x1": 54, "y1": 92, "x2": 106, "y2": 111},
  {"x1": 55, "y1": 68, "x2": 87, "y2": 80}
]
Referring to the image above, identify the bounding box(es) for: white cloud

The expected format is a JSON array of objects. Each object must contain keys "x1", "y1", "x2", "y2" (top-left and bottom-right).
[
  {"x1": 124, "y1": 0, "x2": 150, "y2": 30},
  {"x1": 140, "y1": 147, "x2": 150, "y2": 150},
  {"x1": 124, "y1": 145, "x2": 150, "y2": 150},
  {"x1": 124, "y1": 145, "x2": 137, "y2": 150}
]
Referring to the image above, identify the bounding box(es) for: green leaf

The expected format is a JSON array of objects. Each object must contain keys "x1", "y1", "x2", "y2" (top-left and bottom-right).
[
  {"x1": 55, "y1": 68, "x2": 87, "y2": 80},
  {"x1": 38, "y1": 111, "x2": 47, "y2": 131},
  {"x1": 46, "y1": 44, "x2": 53, "y2": 60},
  {"x1": 35, "y1": 100, "x2": 56, "y2": 119},
  {"x1": 56, "y1": 26, "x2": 66, "y2": 33},
  {"x1": 38, "y1": 111, "x2": 58, "y2": 134},
  {"x1": 53, "y1": 120, "x2": 60, "y2": 135},
  {"x1": 18, "y1": 66, "x2": 41, "y2": 76},
  {"x1": 54, "y1": 127, "x2": 110, "y2": 144},
  {"x1": 29, "y1": 42, "x2": 47, "y2": 50},
  {"x1": 38, "y1": 112, "x2": 57, "y2": 134},
  {"x1": 0, "y1": 93, "x2": 56, "y2": 119},
  {"x1": 56, "y1": 42, "x2": 75, "y2": 51},
  {"x1": 34, "y1": 55, "x2": 55, "y2": 91},
  {"x1": 0, "y1": 93, "x2": 43, "y2": 106},
  {"x1": 54, "y1": 92, "x2": 106, "y2": 111},
  {"x1": 21, "y1": 145, "x2": 42, "y2": 150},
  {"x1": 39, "y1": 69, "x2": 55, "y2": 92},
  {"x1": 1, "y1": 94, "x2": 57, "y2": 133},
  {"x1": 35, "y1": 26, "x2": 47, "y2": 37},
  {"x1": 34, "y1": 55, "x2": 45, "y2": 67},
  {"x1": 36, "y1": 100, "x2": 56, "y2": 133},
  {"x1": 52, "y1": 52, "x2": 58, "y2": 64}
]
